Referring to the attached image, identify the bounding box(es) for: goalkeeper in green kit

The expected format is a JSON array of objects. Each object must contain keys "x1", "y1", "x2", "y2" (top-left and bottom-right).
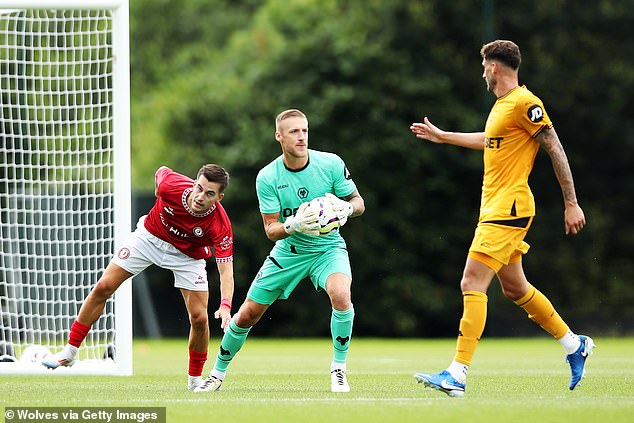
[{"x1": 195, "y1": 109, "x2": 365, "y2": 393}]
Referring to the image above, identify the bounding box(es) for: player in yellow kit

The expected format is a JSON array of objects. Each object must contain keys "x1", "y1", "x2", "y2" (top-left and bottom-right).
[{"x1": 410, "y1": 40, "x2": 593, "y2": 397}]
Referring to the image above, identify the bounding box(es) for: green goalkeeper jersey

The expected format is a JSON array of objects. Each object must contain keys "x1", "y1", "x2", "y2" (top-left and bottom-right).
[{"x1": 256, "y1": 149, "x2": 357, "y2": 253}]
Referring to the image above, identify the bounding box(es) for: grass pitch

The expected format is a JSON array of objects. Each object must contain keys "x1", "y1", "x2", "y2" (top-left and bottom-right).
[{"x1": 2, "y1": 337, "x2": 633, "y2": 422}]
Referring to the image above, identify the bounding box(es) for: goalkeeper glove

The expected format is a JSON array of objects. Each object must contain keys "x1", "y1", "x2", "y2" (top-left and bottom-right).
[
  {"x1": 283, "y1": 202, "x2": 320, "y2": 236},
  {"x1": 325, "y1": 193, "x2": 354, "y2": 224}
]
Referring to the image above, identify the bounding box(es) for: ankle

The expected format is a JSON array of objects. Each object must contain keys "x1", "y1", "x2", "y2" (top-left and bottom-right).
[
  {"x1": 210, "y1": 369, "x2": 226, "y2": 380},
  {"x1": 559, "y1": 330, "x2": 581, "y2": 355},
  {"x1": 62, "y1": 344, "x2": 78, "y2": 357},
  {"x1": 447, "y1": 361, "x2": 468, "y2": 384},
  {"x1": 330, "y1": 362, "x2": 346, "y2": 372}
]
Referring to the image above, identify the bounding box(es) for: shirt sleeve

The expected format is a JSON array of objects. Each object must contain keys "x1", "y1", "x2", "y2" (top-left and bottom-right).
[
  {"x1": 155, "y1": 166, "x2": 172, "y2": 193},
  {"x1": 256, "y1": 173, "x2": 281, "y2": 214},
  {"x1": 212, "y1": 216, "x2": 234, "y2": 263},
  {"x1": 514, "y1": 94, "x2": 553, "y2": 138},
  {"x1": 332, "y1": 155, "x2": 357, "y2": 198}
]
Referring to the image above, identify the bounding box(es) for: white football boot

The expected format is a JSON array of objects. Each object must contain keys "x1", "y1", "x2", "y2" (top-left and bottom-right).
[
  {"x1": 330, "y1": 369, "x2": 350, "y2": 393},
  {"x1": 193, "y1": 375, "x2": 223, "y2": 392},
  {"x1": 41, "y1": 349, "x2": 76, "y2": 370}
]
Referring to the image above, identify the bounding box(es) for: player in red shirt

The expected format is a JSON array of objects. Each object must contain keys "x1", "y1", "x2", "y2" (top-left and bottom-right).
[{"x1": 43, "y1": 164, "x2": 235, "y2": 391}]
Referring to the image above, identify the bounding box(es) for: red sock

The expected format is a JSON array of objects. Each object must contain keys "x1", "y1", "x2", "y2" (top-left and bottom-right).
[
  {"x1": 68, "y1": 321, "x2": 91, "y2": 348},
  {"x1": 189, "y1": 349, "x2": 208, "y2": 377}
]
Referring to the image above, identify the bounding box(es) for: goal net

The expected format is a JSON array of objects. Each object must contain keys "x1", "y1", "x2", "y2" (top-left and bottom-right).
[{"x1": 0, "y1": 0, "x2": 131, "y2": 375}]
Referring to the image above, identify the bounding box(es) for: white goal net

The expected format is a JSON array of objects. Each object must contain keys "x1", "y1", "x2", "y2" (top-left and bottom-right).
[{"x1": 0, "y1": 0, "x2": 131, "y2": 375}]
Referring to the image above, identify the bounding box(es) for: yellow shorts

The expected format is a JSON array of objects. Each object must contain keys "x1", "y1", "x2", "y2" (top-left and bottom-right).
[{"x1": 468, "y1": 217, "x2": 534, "y2": 272}]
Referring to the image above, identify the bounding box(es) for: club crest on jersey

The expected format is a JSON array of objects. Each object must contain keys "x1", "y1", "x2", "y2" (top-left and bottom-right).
[
  {"x1": 297, "y1": 187, "x2": 309, "y2": 199},
  {"x1": 118, "y1": 247, "x2": 130, "y2": 259},
  {"x1": 527, "y1": 105, "x2": 544, "y2": 123},
  {"x1": 193, "y1": 226, "x2": 204, "y2": 237}
]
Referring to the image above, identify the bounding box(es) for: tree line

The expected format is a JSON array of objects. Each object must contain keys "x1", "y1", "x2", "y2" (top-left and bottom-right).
[{"x1": 128, "y1": 0, "x2": 634, "y2": 337}]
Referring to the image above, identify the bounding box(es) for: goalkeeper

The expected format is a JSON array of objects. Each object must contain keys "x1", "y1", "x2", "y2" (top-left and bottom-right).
[
  {"x1": 195, "y1": 109, "x2": 365, "y2": 393},
  {"x1": 42, "y1": 164, "x2": 235, "y2": 392}
]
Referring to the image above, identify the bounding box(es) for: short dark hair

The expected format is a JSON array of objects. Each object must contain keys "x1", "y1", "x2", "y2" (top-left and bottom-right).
[
  {"x1": 197, "y1": 164, "x2": 230, "y2": 192},
  {"x1": 480, "y1": 40, "x2": 521, "y2": 70}
]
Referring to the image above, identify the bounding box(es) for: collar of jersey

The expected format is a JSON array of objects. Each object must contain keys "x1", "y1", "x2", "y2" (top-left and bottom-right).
[
  {"x1": 182, "y1": 187, "x2": 216, "y2": 217},
  {"x1": 283, "y1": 155, "x2": 310, "y2": 172}
]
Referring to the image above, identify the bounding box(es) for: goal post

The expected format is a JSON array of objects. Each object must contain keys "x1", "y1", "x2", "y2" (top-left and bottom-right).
[{"x1": 0, "y1": 0, "x2": 131, "y2": 375}]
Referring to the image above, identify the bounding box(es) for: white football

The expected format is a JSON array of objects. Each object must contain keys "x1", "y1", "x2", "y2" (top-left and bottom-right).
[
  {"x1": 309, "y1": 196, "x2": 341, "y2": 235},
  {"x1": 20, "y1": 345, "x2": 52, "y2": 363}
]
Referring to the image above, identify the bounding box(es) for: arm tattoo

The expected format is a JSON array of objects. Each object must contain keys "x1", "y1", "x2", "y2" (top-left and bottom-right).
[{"x1": 536, "y1": 127, "x2": 578, "y2": 205}]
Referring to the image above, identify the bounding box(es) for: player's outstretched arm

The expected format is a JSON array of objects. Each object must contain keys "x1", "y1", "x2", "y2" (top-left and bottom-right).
[
  {"x1": 536, "y1": 126, "x2": 586, "y2": 235},
  {"x1": 410, "y1": 117, "x2": 485, "y2": 150},
  {"x1": 214, "y1": 261, "x2": 234, "y2": 331}
]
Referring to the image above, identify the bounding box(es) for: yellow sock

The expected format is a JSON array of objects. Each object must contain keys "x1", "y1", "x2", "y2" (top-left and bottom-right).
[
  {"x1": 514, "y1": 284, "x2": 569, "y2": 339},
  {"x1": 454, "y1": 291, "x2": 488, "y2": 366}
]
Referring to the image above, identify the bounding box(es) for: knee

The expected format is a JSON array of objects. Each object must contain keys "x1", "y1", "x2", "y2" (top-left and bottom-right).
[
  {"x1": 327, "y1": 280, "x2": 352, "y2": 311},
  {"x1": 92, "y1": 279, "x2": 117, "y2": 299},
  {"x1": 234, "y1": 305, "x2": 262, "y2": 328},
  {"x1": 460, "y1": 274, "x2": 479, "y2": 292},
  {"x1": 330, "y1": 291, "x2": 351, "y2": 310},
  {"x1": 188, "y1": 309, "x2": 209, "y2": 329},
  {"x1": 501, "y1": 285, "x2": 526, "y2": 302},
  {"x1": 498, "y1": 275, "x2": 530, "y2": 302}
]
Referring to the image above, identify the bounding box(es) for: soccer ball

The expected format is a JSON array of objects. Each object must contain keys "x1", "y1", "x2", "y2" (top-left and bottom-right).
[
  {"x1": 309, "y1": 196, "x2": 341, "y2": 235},
  {"x1": 20, "y1": 345, "x2": 52, "y2": 363}
]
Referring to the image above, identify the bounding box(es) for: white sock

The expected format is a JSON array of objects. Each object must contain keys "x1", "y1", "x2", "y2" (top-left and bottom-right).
[
  {"x1": 446, "y1": 361, "x2": 468, "y2": 384},
  {"x1": 559, "y1": 330, "x2": 581, "y2": 354},
  {"x1": 62, "y1": 344, "x2": 78, "y2": 358},
  {"x1": 188, "y1": 375, "x2": 202, "y2": 388},
  {"x1": 331, "y1": 362, "x2": 346, "y2": 372},
  {"x1": 211, "y1": 369, "x2": 226, "y2": 380}
]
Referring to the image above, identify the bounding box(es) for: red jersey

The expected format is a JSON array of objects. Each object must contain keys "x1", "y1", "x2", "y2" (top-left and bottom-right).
[{"x1": 143, "y1": 166, "x2": 233, "y2": 261}]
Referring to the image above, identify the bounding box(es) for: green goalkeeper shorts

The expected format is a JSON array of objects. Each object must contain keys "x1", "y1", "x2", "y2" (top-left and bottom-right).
[{"x1": 247, "y1": 243, "x2": 352, "y2": 305}]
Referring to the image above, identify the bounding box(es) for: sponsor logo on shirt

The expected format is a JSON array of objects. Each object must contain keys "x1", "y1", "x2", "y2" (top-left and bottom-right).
[
  {"x1": 219, "y1": 236, "x2": 233, "y2": 251},
  {"x1": 159, "y1": 214, "x2": 190, "y2": 238},
  {"x1": 282, "y1": 207, "x2": 300, "y2": 217},
  {"x1": 163, "y1": 206, "x2": 174, "y2": 215},
  {"x1": 485, "y1": 136, "x2": 503, "y2": 149},
  {"x1": 527, "y1": 105, "x2": 544, "y2": 123}
]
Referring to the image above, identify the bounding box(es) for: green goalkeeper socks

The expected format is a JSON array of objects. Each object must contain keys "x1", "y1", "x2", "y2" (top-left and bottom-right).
[
  {"x1": 214, "y1": 318, "x2": 251, "y2": 372},
  {"x1": 213, "y1": 309, "x2": 353, "y2": 372},
  {"x1": 331, "y1": 306, "x2": 354, "y2": 364}
]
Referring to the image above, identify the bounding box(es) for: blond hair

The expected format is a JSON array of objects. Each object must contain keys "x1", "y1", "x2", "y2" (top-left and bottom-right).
[{"x1": 275, "y1": 109, "x2": 307, "y2": 131}]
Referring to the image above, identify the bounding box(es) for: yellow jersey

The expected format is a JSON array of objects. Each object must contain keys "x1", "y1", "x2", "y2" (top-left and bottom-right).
[{"x1": 480, "y1": 85, "x2": 552, "y2": 222}]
